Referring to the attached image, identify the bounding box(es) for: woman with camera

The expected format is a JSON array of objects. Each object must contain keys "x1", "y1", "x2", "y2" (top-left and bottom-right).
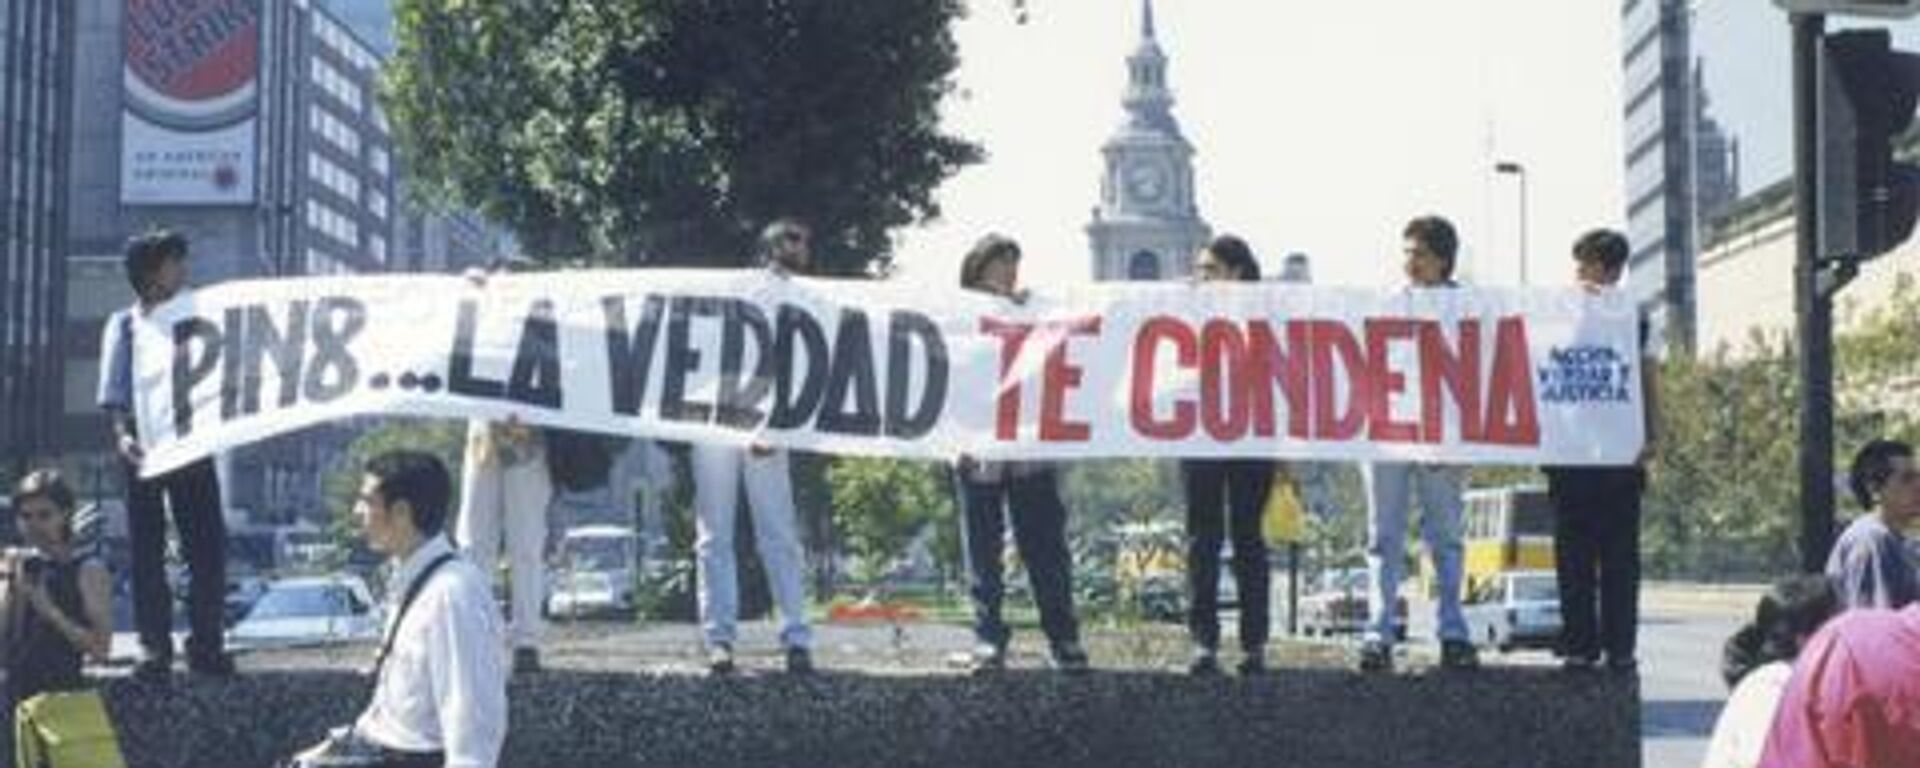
[{"x1": 3, "y1": 470, "x2": 113, "y2": 717}]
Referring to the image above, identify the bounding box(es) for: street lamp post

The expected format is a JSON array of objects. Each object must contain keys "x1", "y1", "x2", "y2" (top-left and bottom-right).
[{"x1": 1494, "y1": 161, "x2": 1529, "y2": 286}]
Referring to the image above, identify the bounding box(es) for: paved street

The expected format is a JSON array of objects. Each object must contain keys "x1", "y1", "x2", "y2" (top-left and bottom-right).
[{"x1": 1639, "y1": 607, "x2": 1743, "y2": 768}]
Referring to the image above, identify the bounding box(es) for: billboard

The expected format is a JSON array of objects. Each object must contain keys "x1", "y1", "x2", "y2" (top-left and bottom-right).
[{"x1": 121, "y1": 0, "x2": 262, "y2": 205}]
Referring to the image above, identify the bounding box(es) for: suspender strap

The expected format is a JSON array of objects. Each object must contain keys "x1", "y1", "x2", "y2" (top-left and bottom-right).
[{"x1": 373, "y1": 552, "x2": 458, "y2": 677}]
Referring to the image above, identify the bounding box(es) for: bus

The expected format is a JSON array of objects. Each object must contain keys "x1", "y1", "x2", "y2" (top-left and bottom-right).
[{"x1": 1456, "y1": 485, "x2": 1555, "y2": 599}]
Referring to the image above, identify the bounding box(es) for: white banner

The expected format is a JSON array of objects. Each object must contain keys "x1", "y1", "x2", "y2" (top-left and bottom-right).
[{"x1": 129, "y1": 270, "x2": 1646, "y2": 477}]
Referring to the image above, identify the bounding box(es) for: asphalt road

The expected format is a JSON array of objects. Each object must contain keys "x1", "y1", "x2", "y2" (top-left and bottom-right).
[{"x1": 1638, "y1": 607, "x2": 1743, "y2": 768}]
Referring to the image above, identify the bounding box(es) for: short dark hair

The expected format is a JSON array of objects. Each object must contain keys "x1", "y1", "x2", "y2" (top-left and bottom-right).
[
  {"x1": 11, "y1": 469, "x2": 75, "y2": 513},
  {"x1": 1572, "y1": 229, "x2": 1630, "y2": 273},
  {"x1": 123, "y1": 229, "x2": 188, "y2": 297},
  {"x1": 364, "y1": 450, "x2": 452, "y2": 536},
  {"x1": 1720, "y1": 575, "x2": 1838, "y2": 688},
  {"x1": 759, "y1": 218, "x2": 811, "y2": 259},
  {"x1": 1203, "y1": 235, "x2": 1261, "y2": 282},
  {"x1": 959, "y1": 234, "x2": 1021, "y2": 291},
  {"x1": 1402, "y1": 215, "x2": 1458, "y2": 278},
  {"x1": 1849, "y1": 439, "x2": 1914, "y2": 509}
]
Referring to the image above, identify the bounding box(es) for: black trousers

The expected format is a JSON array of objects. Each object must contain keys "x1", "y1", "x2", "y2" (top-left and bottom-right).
[
  {"x1": 1546, "y1": 466, "x2": 1644, "y2": 663},
  {"x1": 956, "y1": 469, "x2": 1080, "y2": 649},
  {"x1": 124, "y1": 457, "x2": 227, "y2": 663},
  {"x1": 1181, "y1": 459, "x2": 1272, "y2": 653}
]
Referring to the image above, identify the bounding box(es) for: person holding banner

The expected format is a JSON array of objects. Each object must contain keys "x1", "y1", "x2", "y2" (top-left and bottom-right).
[
  {"x1": 1181, "y1": 235, "x2": 1274, "y2": 676},
  {"x1": 1544, "y1": 228, "x2": 1657, "y2": 674},
  {"x1": 457, "y1": 418, "x2": 553, "y2": 675},
  {"x1": 691, "y1": 219, "x2": 818, "y2": 676},
  {"x1": 97, "y1": 229, "x2": 233, "y2": 679},
  {"x1": 952, "y1": 234, "x2": 1090, "y2": 675},
  {"x1": 1358, "y1": 216, "x2": 1478, "y2": 673},
  {"x1": 453, "y1": 259, "x2": 557, "y2": 676},
  {"x1": 287, "y1": 451, "x2": 507, "y2": 768}
]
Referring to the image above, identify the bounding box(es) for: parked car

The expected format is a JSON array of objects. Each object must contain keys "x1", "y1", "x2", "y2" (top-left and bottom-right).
[
  {"x1": 225, "y1": 574, "x2": 270, "y2": 628},
  {"x1": 227, "y1": 574, "x2": 380, "y2": 651},
  {"x1": 1298, "y1": 567, "x2": 1408, "y2": 640},
  {"x1": 546, "y1": 525, "x2": 637, "y2": 619},
  {"x1": 1462, "y1": 569, "x2": 1562, "y2": 653}
]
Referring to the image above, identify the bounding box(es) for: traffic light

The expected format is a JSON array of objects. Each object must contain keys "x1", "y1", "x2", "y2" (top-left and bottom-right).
[{"x1": 1818, "y1": 29, "x2": 1920, "y2": 260}]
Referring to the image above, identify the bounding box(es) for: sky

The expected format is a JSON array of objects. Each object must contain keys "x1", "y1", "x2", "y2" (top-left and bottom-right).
[{"x1": 890, "y1": 1, "x2": 1920, "y2": 293}]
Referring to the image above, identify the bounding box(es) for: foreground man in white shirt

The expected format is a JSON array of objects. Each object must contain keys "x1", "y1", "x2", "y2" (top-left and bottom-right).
[{"x1": 288, "y1": 450, "x2": 509, "y2": 768}]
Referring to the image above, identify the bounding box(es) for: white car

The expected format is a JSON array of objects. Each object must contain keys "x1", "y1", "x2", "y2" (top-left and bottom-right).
[
  {"x1": 547, "y1": 569, "x2": 634, "y2": 618},
  {"x1": 1298, "y1": 568, "x2": 1408, "y2": 640},
  {"x1": 227, "y1": 574, "x2": 381, "y2": 651},
  {"x1": 546, "y1": 526, "x2": 637, "y2": 619},
  {"x1": 1463, "y1": 570, "x2": 1562, "y2": 653}
]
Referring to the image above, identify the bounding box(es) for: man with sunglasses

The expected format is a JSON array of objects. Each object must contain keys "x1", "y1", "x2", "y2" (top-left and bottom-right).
[
  {"x1": 689, "y1": 218, "x2": 817, "y2": 675},
  {"x1": 1826, "y1": 439, "x2": 1920, "y2": 611}
]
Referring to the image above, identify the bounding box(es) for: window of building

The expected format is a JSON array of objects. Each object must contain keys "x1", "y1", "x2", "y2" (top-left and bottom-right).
[
  {"x1": 367, "y1": 189, "x2": 388, "y2": 221},
  {"x1": 308, "y1": 104, "x2": 361, "y2": 157},
  {"x1": 307, "y1": 152, "x2": 360, "y2": 202}
]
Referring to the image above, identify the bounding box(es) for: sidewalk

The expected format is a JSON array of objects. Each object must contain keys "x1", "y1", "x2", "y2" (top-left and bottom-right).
[{"x1": 1640, "y1": 581, "x2": 1767, "y2": 619}]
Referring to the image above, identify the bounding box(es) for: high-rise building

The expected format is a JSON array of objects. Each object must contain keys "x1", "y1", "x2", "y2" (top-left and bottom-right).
[
  {"x1": 1085, "y1": 0, "x2": 1210, "y2": 282},
  {"x1": 0, "y1": 1, "x2": 75, "y2": 474},
  {"x1": 1621, "y1": 0, "x2": 1696, "y2": 355},
  {"x1": 58, "y1": 0, "x2": 402, "y2": 523},
  {"x1": 1620, "y1": 0, "x2": 1741, "y2": 357}
]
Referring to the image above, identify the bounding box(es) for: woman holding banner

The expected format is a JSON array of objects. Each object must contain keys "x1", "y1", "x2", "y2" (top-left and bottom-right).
[
  {"x1": 952, "y1": 234, "x2": 1090, "y2": 675},
  {"x1": 1179, "y1": 235, "x2": 1276, "y2": 676}
]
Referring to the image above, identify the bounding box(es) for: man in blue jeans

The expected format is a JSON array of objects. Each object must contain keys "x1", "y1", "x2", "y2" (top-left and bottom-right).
[
  {"x1": 692, "y1": 219, "x2": 817, "y2": 676},
  {"x1": 1358, "y1": 216, "x2": 1478, "y2": 673},
  {"x1": 951, "y1": 234, "x2": 1088, "y2": 674}
]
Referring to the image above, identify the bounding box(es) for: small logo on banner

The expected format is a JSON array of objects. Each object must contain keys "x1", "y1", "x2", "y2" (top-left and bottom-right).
[{"x1": 1536, "y1": 345, "x2": 1633, "y2": 405}]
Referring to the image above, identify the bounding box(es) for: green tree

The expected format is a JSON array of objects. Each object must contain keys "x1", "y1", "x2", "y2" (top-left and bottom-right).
[
  {"x1": 826, "y1": 457, "x2": 956, "y2": 582},
  {"x1": 386, "y1": 0, "x2": 981, "y2": 272},
  {"x1": 1638, "y1": 277, "x2": 1920, "y2": 580},
  {"x1": 321, "y1": 418, "x2": 468, "y2": 557}
]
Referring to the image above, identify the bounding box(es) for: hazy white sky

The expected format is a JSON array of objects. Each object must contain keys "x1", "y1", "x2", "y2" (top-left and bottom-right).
[{"x1": 893, "y1": 1, "x2": 1630, "y2": 291}]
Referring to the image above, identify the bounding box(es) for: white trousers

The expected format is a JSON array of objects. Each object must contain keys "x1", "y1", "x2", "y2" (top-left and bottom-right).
[
  {"x1": 458, "y1": 448, "x2": 553, "y2": 650},
  {"x1": 692, "y1": 444, "x2": 811, "y2": 649}
]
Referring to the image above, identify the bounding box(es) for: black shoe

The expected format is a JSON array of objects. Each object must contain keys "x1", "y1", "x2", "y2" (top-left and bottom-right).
[
  {"x1": 785, "y1": 646, "x2": 816, "y2": 676},
  {"x1": 1050, "y1": 642, "x2": 1090, "y2": 675},
  {"x1": 188, "y1": 653, "x2": 236, "y2": 677},
  {"x1": 133, "y1": 655, "x2": 173, "y2": 682},
  {"x1": 1357, "y1": 641, "x2": 1393, "y2": 673},
  {"x1": 968, "y1": 642, "x2": 1008, "y2": 676},
  {"x1": 1440, "y1": 640, "x2": 1480, "y2": 670},
  {"x1": 1561, "y1": 655, "x2": 1598, "y2": 673},
  {"x1": 1188, "y1": 647, "x2": 1222, "y2": 677},
  {"x1": 1237, "y1": 652, "x2": 1267, "y2": 677},
  {"x1": 707, "y1": 644, "x2": 736, "y2": 677},
  {"x1": 513, "y1": 648, "x2": 541, "y2": 675}
]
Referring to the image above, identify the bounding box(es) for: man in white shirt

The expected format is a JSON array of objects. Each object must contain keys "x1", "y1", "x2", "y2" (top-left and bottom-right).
[
  {"x1": 1358, "y1": 215, "x2": 1479, "y2": 673},
  {"x1": 289, "y1": 451, "x2": 509, "y2": 768}
]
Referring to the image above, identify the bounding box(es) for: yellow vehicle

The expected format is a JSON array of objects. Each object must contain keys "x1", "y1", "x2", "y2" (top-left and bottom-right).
[{"x1": 1455, "y1": 485, "x2": 1556, "y2": 598}]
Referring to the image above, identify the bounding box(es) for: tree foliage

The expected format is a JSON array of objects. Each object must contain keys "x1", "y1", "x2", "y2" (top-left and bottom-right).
[
  {"x1": 825, "y1": 457, "x2": 957, "y2": 582},
  {"x1": 386, "y1": 0, "x2": 981, "y2": 273},
  {"x1": 1642, "y1": 276, "x2": 1920, "y2": 579}
]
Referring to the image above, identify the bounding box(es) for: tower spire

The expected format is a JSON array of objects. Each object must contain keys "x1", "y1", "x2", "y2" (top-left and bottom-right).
[{"x1": 1142, "y1": 0, "x2": 1156, "y2": 40}]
